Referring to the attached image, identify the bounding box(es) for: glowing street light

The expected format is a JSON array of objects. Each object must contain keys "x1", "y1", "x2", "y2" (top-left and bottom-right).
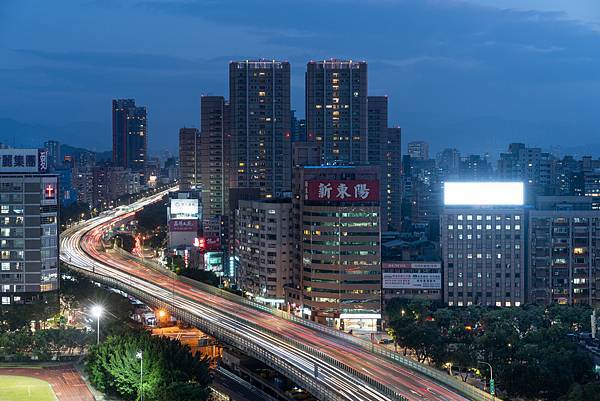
[
  {"x1": 136, "y1": 350, "x2": 144, "y2": 401},
  {"x1": 91, "y1": 305, "x2": 103, "y2": 345}
]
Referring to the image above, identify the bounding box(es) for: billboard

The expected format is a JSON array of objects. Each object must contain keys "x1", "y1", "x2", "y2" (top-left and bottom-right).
[
  {"x1": 305, "y1": 180, "x2": 379, "y2": 202},
  {"x1": 0, "y1": 149, "x2": 47, "y2": 173},
  {"x1": 444, "y1": 182, "x2": 524, "y2": 206},
  {"x1": 168, "y1": 219, "x2": 198, "y2": 232},
  {"x1": 382, "y1": 262, "x2": 441, "y2": 290},
  {"x1": 170, "y1": 198, "x2": 199, "y2": 218}
]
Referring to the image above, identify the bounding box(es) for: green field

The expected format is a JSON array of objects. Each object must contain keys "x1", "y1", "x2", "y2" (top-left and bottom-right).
[{"x1": 0, "y1": 375, "x2": 56, "y2": 401}]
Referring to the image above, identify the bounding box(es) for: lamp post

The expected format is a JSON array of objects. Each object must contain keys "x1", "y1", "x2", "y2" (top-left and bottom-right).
[
  {"x1": 91, "y1": 305, "x2": 103, "y2": 345},
  {"x1": 478, "y1": 360, "x2": 495, "y2": 400},
  {"x1": 136, "y1": 350, "x2": 143, "y2": 401}
]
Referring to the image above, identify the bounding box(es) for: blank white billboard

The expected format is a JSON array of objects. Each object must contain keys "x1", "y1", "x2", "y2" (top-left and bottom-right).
[{"x1": 444, "y1": 182, "x2": 524, "y2": 206}]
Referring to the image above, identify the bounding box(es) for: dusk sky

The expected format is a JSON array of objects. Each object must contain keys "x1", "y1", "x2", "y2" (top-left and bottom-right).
[{"x1": 1, "y1": 0, "x2": 599, "y2": 156}]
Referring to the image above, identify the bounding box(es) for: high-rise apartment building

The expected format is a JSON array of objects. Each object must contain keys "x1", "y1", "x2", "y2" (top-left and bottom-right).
[
  {"x1": 199, "y1": 96, "x2": 231, "y2": 243},
  {"x1": 178, "y1": 127, "x2": 200, "y2": 190},
  {"x1": 112, "y1": 99, "x2": 147, "y2": 172},
  {"x1": 441, "y1": 182, "x2": 526, "y2": 307},
  {"x1": 407, "y1": 141, "x2": 429, "y2": 160},
  {"x1": 529, "y1": 196, "x2": 600, "y2": 306},
  {"x1": 229, "y1": 60, "x2": 292, "y2": 197},
  {"x1": 291, "y1": 165, "x2": 381, "y2": 331},
  {"x1": 0, "y1": 148, "x2": 59, "y2": 306},
  {"x1": 43, "y1": 140, "x2": 61, "y2": 171},
  {"x1": 306, "y1": 60, "x2": 368, "y2": 165},
  {"x1": 236, "y1": 199, "x2": 293, "y2": 304},
  {"x1": 367, "y1": 96, "x2": 402, "y2": 231}
]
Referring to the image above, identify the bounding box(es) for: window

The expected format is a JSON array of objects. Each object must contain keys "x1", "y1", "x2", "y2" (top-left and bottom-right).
[{"x1": 1, "y1": 297, "x2": 9, "y2": 305}]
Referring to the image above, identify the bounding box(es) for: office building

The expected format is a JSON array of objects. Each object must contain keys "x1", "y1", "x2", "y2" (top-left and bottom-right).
[
  {"x1": 306, "y1": 60, "x2": 368, "y2": 165},
  {"x1": 229, "y1": 60, "x2": 292, "y2": 197},
  {"x1": 236, "y1": 199, "x2": 293, "y2": 305},
  {"x1": 441, "y1": 182, "x2": 526, "y2": 307},
  {"x1": 199, "y1": 96, "x2": 231, "y2": 243},
  {"x1": 407, "y1": 141, "x2": 429, "y2": 160},
  {"x1": 112, "y1": 99, "x2": 147, "y2": 172},
  {"x1": 529, "y1": 196, "x2": 600, "y2": 306},
  {"x1": 291, "y1": 165, "x2": 381, "y2": 331},
  {"x1": 0, "y1": 148, "x2": 59, "y2": 306}
]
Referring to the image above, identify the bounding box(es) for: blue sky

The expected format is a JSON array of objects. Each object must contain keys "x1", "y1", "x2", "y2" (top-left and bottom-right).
[{"x1": 1, "y1": 0, "x2": 599, "y2": 156}]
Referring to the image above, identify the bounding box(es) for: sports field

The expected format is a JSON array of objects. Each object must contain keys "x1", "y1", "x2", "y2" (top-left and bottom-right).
[{"x1": 0, "y1": 375, "x2": 56, "y2": 401}]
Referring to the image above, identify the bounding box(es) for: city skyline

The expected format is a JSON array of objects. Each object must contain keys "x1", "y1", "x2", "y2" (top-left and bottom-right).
[{"x1": 2, "y1": 0, "x2": 600, "y2": 155}]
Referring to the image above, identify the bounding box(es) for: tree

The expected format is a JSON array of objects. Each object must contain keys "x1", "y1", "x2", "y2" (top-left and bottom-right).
[{"x1": 86, "y1": 331, "x2": 211, "y2": 401}]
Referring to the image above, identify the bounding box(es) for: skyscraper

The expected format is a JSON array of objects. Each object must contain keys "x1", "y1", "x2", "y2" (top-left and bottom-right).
[
  {"x1": 367, "y1": 96, "x2": 402, "y2": 231},
  {"x1": 199, "y1": 96, "x2": 231, "y2": 242},
  {"x1": 306, "y1": 60, "x2": 368, "y2": 165},
  {"x1": 229, "y1": 60, "x2": 292, "y2": 197},
  {"x1": 178, "y1": 127, "x2": 200, "y2": 190},
  {"x1": 112, "y1": 99, "x2": 147, "y2": 172}
]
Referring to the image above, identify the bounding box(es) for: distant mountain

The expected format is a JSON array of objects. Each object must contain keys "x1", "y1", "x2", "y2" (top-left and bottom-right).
[
  {"x1": 0, "y1": 117, "x2": 109, "y2": 151},
  {"x1": 399, "y1": 115, "x2": 600, "y2": 157},
  {"x1": 61, "y1": 144, "x2": 112, "y2": 162}
]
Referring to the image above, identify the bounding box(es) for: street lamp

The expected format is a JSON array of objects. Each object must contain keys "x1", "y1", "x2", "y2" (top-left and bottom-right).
[
  {"x1": 478, "y1": 360, "x2": 495, "y2": 400},
  {"x1": 136, "y1": 350, "x2": 143, "y2": 401},
  {"x1": 91, "y1": 305, "x2": 103, "y2": 345}
]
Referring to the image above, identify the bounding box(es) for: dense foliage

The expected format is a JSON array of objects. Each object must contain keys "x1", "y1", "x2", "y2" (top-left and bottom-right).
[
  {"x1": 386, "y1": 300, "x2": 596, "y2": 400},
  {"x1": 0, "y1": 327, "x2": 92, "y2": 360},
  {"x1": 86, "y1": 331, "x2": 211, "y2": 401}
]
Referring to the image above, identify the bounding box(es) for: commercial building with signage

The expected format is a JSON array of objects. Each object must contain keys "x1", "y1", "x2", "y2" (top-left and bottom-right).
[
  {"x1": 290, "y1": 165, "x2": 381, "y2": 331},
  {"x1": 382, "y1": 261, "x2": 441, "y2": 303},
  {"x1": 167, "y1": 192, "x2": 201, "y2": 248},
  {"x1": 441, "y1": 182, "x2": 526, "y2": 307},
  {"x1": 0, "y1": 148, "x2": 59, "y2": 306}
]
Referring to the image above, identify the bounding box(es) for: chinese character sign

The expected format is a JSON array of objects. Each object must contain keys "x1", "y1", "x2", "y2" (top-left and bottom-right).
[{"x1": 305, "y1": 180, "x2": 379, "y2": 202}]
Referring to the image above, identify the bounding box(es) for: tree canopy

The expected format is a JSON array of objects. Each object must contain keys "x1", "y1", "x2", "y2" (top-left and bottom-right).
[
  {"x1": 386, "y1": 300, "x2": 595, "y2": 400},
  {"x1": 86, "y1": 331, "x2": 211, "y2": 401}
]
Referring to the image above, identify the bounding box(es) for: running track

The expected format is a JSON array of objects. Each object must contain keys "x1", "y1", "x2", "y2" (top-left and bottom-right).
[{"x1": 0, "y1": 365, "x2": 94, "y2": 401}]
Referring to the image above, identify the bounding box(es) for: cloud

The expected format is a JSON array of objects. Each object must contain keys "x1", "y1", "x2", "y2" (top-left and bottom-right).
[{"x1": 2, "y1": 0, "x2": 600, "y2": 154}]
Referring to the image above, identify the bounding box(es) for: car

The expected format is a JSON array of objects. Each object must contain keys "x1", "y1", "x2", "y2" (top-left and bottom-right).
[{"x1": 379, "y1": 338, "x2": 394, "y2": 344}]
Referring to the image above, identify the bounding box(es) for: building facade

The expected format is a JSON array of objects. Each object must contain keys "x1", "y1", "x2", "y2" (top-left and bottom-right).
[
  {"x1": 306, "y1": 60, "x2": 368, "y2": 165},
  {"x1": 441, "y1": 182, "x2": 526, "y2": 307},
  {"x1": 178, "y1": 127, "x2": 200, "y2": 190},
  {"x1": 529, "y1": 196, "x2": 600, "y2": 306},
  {"x1": 112, "y1": 99, "x2": 147, "y2": 172},
  {"x1": 407, "y1": 141, "x2": 429, "y2": 160},
  {"x1": 229, "y1": 60, "x2": 292, "y2": 197},
  {"x1": 200, "y1": 96, "x2": 231, "y2": 244},
  {"x1": 1, "y1": 148, "x2": 59, "y2": 306},
  {"x1": 292, "y1": 165, "x2": 381, "y2": 331},
  {"x1": 236, "y1": 199, "x2": 293, "y2": 305},
  {"x1": 382, "y1": 261, "x2": 442, "y2": 304}
]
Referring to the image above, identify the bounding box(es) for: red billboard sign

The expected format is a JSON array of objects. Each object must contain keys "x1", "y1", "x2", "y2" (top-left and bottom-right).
[
  {"x1": 168, "y1": 219, "x2": 198, "y2": 232},
  {"x1": 305, "y1": 180, "x2": 379, "y2": 202}
]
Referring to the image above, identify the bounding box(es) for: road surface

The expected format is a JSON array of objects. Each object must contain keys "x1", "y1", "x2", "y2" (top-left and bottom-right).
[{"x1": 60, "y1": 191, "x2": 473, "y2": 401}]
